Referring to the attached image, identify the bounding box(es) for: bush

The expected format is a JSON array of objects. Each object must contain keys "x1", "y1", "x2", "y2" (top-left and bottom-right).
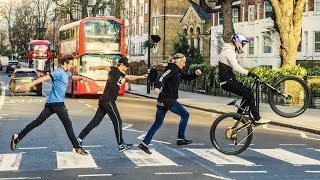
[
  {"x1": 311, "y1": 83, "x2": 320, "y2": 94},
  {"x1": 307, "y1": 66, "x2": 320, "y2": 76},
  {"x1": 189, "y1": 63, "x2": 214, "y2": 87}
]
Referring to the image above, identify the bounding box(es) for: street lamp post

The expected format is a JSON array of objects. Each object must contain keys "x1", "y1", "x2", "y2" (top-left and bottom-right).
[{"x1": 147, "y1": 0, "x2": 151, "y2": 94}]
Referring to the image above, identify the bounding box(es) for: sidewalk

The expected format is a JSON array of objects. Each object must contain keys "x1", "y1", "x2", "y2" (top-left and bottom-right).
[{"x1": 126, "y1": 83, "x2": 320, "y2": 134}]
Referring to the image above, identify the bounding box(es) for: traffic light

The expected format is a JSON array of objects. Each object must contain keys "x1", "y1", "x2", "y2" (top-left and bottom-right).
[{"x1": 151, "y1": 35, "x2": 161, "y2": 43}]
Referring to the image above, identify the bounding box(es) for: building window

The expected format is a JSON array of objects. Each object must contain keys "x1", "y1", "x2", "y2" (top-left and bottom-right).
[
  {"x1": 132, "y1": 44, "x2": 136, "y2": 55},
  {"x1": 145, "y1": 21, "x2": 148, "y2": 32},
  {"x1": 140, "y1": 24, "x2": 143, "y2": 35},
  {"x1": 218, "y1": 12, "x2": 223, "y2": 25},
  {"x1": 140, "y1": 3, "x2": 144, "y2": 15},
  {"x1": 264, "y1": 2, "x2": 273, "y2": 18},
  {"x1": 315, "y1": 0, "x2": 320, "y2": 12},
  {"x1": 145, "y1": 3, "x2": 148, "y2": 14},
  {"x1": 248, "y1": 39, "x2": 254, "y2": 55},
  {"x1": 133, "y1": 6, "x2": 136, "y2": 17},
  {"x1": 248, "y1": 5, "x2": 255, "y2": 21},
  {"x1": 132, "y1": 27, "x2": 136, "y2": 36},
  {"x1": 140, "y1": 42, "x2": 143, "y2": 54},
  {"x1": 315, "y1": 32, "x2": 320, "y2": 52},
  {"x1": 232, "y1": 8, "x2": 239, "y2": 23},
  {"x1": 263, "y1": 33, "x2": 272, "y2": 53}
]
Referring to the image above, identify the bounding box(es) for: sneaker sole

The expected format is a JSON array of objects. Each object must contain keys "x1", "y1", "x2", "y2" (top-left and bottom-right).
[
  {"x1": 10, "y1": 134, "x2": 18, "y2": 151},
  {"x1": 119, "y1": 145, "x2": 133, "y2": 152}
]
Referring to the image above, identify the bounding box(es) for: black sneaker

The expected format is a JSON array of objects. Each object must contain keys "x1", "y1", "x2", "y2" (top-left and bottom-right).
[
  {"x1": 77, "y1": 137, "x2": 83, "y2": 146},
  {"x1": 138, "y1": 142, "x2": 151, "y2": 154},
  {"x1": 74, "y1": 147, "x2": 89, "y2": 155},
  {"x1": 177, "y1": 139, "x2": 193, "y2": 145},
  {"x1": 10, "y1": 134, "x2": 19, "y2": 151},
  {"x1": 118, "y1": 143, "x2": 133, "y2": 152}
]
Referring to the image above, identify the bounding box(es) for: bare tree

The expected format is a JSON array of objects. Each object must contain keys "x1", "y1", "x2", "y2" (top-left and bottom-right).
[
  {"x1": 106, "y1": 0, "x2": 125, "y2": 19},
  {"x1": 270, "y1": 0, "x2": 306, "y2": 66},
  {"x1": 221, "y1": 0, "x2": 234, "y2": 42},
  {"x1": 33, "y1": 0, "x2": 54, "y2": 40},
  {"x1": 1, "y1": 0, "x2": 15, "y2": 51}
]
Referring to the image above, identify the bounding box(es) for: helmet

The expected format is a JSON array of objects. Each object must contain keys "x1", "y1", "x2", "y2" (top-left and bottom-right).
[{"x1": 231, "y1": 33, "x2": 251, "y2": 54}]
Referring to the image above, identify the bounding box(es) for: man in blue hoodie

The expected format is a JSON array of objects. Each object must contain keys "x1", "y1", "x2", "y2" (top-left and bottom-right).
[{"x1": 138, "y1": 53, "x2": 202, "y2": 154}]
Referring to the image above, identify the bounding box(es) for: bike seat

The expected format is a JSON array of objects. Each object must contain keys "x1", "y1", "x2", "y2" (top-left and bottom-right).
[{"x1": 227, "y1": 100, "x2": 237, "y2": 106}]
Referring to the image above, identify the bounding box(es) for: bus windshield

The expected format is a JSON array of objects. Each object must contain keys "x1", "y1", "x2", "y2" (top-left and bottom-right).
[
  {"x1": 78, "y1": 54, "x2": 122, "y2": 80},
  {"x1": 84, "y1": 20, "x2": 121, "y2": 54},
  {"x1": 29, "y1": 44, "x2": 50, "y2": 50}
]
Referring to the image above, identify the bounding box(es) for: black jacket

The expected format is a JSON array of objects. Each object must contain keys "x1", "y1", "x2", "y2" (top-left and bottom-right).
[{"x1": 156, "y1": 63, "x2": 198, "y2": 108}]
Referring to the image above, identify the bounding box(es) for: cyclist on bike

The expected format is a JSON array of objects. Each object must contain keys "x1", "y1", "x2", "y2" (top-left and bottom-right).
[{"x1": 219, "y1": 33, "x2": 271, "y2": 124}]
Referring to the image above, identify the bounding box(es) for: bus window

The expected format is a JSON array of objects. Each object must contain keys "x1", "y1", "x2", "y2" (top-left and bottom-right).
[
  {"x1": 84, "y1": 20, "x2": 121, "y2": 54},
  {"x1": 78, "y1": 54, "x2": 120, "y2": 81}
]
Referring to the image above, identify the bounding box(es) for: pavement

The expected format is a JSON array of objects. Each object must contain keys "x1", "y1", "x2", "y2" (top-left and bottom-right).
[{"x1": 126, "y1": 83, "x2": 320, "y2": 135}]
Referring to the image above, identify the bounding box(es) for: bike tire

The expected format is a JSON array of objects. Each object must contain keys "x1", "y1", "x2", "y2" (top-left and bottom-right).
[
  {"x1": 268, "y1": 76, "x2": 311, "y2": 118},
  {"x1": 210, "y1": 113, "x2": 253, "y2": 155}
]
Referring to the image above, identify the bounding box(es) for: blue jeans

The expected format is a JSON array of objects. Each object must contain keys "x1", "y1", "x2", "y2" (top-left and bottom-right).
[{"x1": 143, "y1": 101, "x2": 190, "y2": 145}]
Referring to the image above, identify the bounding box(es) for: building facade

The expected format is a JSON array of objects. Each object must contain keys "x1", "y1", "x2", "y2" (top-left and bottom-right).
[
  {"x1": 209, "y1": 0, "x2": 320, "y2": 68},
  {"x1": 181, "y1": 0, "x2": 212, "y2": 63},
  {"x1": 125, "y1": 0, "x2": 190, "y2": 64}
]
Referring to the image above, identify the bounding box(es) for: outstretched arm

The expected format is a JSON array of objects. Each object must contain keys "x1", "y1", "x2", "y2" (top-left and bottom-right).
[
  {"x1": 19, "y1": 75, "x2": 51, "y2": 92},
  {"x1": 125, "y1": 74, "x2": 148, "y2": 81},
  {"x1": 180, "y1": 69, "x2": 202, "y2": 80},
  {"x1": 89, "y1": 65, "x2": 111, "y2": 71}
]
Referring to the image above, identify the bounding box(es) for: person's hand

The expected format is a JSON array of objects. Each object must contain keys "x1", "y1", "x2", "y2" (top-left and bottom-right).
[
  {"x1": 141, "y1": 74, "x2": 148, "y2": 79},
  {"x1": 248, "y1": 71, "x2": 260, "y2": 79},
  {"x1": 154, "y1": 88, "x2": 161, "y2": 94},
  {"x1": 89, "y1": 66, "x2": 96, "y2": 71},
  {"x1": 18, "y1": 85, "x2": 31, "y2": 92},
  {"x1": 195, "y1": 69, "x2": 202, "y2": 75}
]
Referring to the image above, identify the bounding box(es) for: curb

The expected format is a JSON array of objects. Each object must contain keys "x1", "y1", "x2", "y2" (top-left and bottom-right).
[{"x1": 126, "y1": 91, "x2": 320, "y2": 135}]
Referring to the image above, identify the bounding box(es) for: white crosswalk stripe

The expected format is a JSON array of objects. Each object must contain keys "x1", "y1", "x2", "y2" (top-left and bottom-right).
[
  {"x1": 0, "y1": 153, "x2": 22, "y2": 171},
  {"x1": 186, "y1": 148, "x2": 255, "y2": 166},
  {"x1": 1, "y1": 147, "x2": 320, "y2": 172},
  {"x1": 252, "y1": 148, "x2": 320, "y2": 165},
  {"x1": 56, "y1": 151, "x2": 98, "y2": 169},
  {"x1": 123, "y1": 149, "x2": 178, "y2": 166}
]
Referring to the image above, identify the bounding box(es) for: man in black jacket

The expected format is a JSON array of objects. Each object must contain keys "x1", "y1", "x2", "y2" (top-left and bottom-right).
[{"x1": 138, "y1": 53, "x2": 202, "y2": 154}]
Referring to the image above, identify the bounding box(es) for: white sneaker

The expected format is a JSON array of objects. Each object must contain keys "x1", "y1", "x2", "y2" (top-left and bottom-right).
[{"x1": 255, "y1": 118, "x2": 271, "y2": 124}]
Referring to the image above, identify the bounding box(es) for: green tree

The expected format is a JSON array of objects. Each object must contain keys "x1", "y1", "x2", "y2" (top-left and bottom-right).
[{"x1": 173, "y1": 33, "x2": 203, "y2": 70}]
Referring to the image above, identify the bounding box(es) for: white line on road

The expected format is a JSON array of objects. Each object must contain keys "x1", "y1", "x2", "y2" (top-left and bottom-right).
[
  {"x1": 78, "y1": 174, "x2": 112, "y2": 177},
  {"x1": 202, "y1": 173, "x2": 227, "y2": 179},
  {"x1": 305, "y1": 171, "x2": 320, "y2": 173},
  {"x1": 279, "y1": 144, "x2": 306, "y2": 146},
  {"x1": 155, "y1": 172, "x2": 193, "y2": 175},
  {"x1": 82, "y1": 145, "x2": 102, "y2": 148},
  {"x1": 0, "y1": 177, "x2": 41, "y2": 180},
  {"x1": 18, "y1": 147, "x2": 47, "y2": 150},
  {"x1": 229, "y1": 171, "x2": 267, "y2": 174},
  {"x1": 85, "y1": 104, "x2": 92, "y2": 108},
  {"x1": 78, "y1": 100, "x2": 84, "y2": 104},
  {"x1": 0, "y1": 82, "x2": 5, "y2": 110},
  {"x1": 43, "y1": 82, "x2": 52, "y2": 86}
]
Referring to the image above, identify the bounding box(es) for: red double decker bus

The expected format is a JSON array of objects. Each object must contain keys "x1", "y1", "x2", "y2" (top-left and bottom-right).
[
  {"x1": 58, "y1": 16, "x2": 126, "y2": 97},
  {"x1": 28, "y1": 40, "x2": 53, "y2": 76}
]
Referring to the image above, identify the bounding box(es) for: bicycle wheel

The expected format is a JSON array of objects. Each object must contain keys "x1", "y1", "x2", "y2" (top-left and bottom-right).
[
  {"x1": 210, "y1": 113, "x2": 253, "y2": 155},
  {"x1": 268, "y1": 76, "x2": 311, "y2": 118}
]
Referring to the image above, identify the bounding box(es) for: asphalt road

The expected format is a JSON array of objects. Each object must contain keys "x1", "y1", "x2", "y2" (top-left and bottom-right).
[{"x1": 1, "y1": 69, "x2": 320, "y2": 180}]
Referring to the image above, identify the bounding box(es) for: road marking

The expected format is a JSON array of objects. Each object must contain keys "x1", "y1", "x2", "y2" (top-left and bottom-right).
[
  {"x1": 0, "y1": 82, "x2": 5, "y2": 110},
  {"x1": 279, "y1": 144, "x2": 306, "y2": 146},
  {"x1": 186, "y1": 148, "x2": 255, "y2": 166},
  {"x1": 123, "y1": 150, "x2": 178, "y2": 166},
  {"x1": 0, "y1": 177, "x2": 41, "y2": 180},
  {"x1": 0, "y1": 153, "x2": 22, "y2": 171},
  {"x1": 155, "y1": 172, "x2": 193, "y2": 175},
  {"x1": 78, "y1": 100, "x2": 84, "y2": 104},
  {"x1": 229, "y1": 171, "x2": 267, "y2": 174},
  {"x1": 305, "y1": 171, "x2": 320, "y2": 173},
  {"x1": 82, "y1": 145, "x2": 102, "y2": 148},
  {"x1": 202, "y1": 173, "x2": 226, "y2": 179},
  {"x1": 18, "y1": 147, "x2": 47, "y2": 150},
  {"x1": 85, "y1": 104, "x2": 92, "y2": 108},
  {"x1": 78, "y1": 174, "x2": 112, "y2": 177},
  {"x1": 43, "y1": 82, "x2": 52, "y2": 86},
  {"x1": 56, "y1": 151, "x2": 98, "y2": 169},
  {"x1": 252, "y1": 149, "x2": 320, "y2": 165}
]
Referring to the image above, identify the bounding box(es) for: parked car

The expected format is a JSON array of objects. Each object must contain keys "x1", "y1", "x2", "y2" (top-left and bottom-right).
[
  {"x1": 6, "y1": 61, "x2": 21, "y2": 73},
  {"x1": 9, "y1": 68, "x2": 42, "y2": 96}
]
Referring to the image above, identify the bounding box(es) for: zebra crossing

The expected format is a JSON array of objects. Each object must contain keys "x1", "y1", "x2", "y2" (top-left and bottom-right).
[{"x1": 1, "y1": 147, "x2": 320, "y2": 172}]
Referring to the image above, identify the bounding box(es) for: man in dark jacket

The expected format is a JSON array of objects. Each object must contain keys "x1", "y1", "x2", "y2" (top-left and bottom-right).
[
  {"x1": 149, "y1": 65, "x2": 158, "y2": 89},
  {"x1": 138, "y1": 53, "x2": 202, "y2": 154}
]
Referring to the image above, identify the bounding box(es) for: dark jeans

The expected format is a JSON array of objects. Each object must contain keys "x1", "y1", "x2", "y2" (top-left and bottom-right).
[
  {"x1": 150, "y1": 81, "x2": 156, "y2": 89},
  {"x1": 221, "y1": 79, "x2": 260, "y2": 120},
  {"x1": 79, "y1": 101, "x2": 124, "y2": 145},
  {"x1": 143, "y1": 101, "x2": 190, "y2": 145},
  {"x1": 18, "y1": 103, "x2": 80, "y2": 148}
]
